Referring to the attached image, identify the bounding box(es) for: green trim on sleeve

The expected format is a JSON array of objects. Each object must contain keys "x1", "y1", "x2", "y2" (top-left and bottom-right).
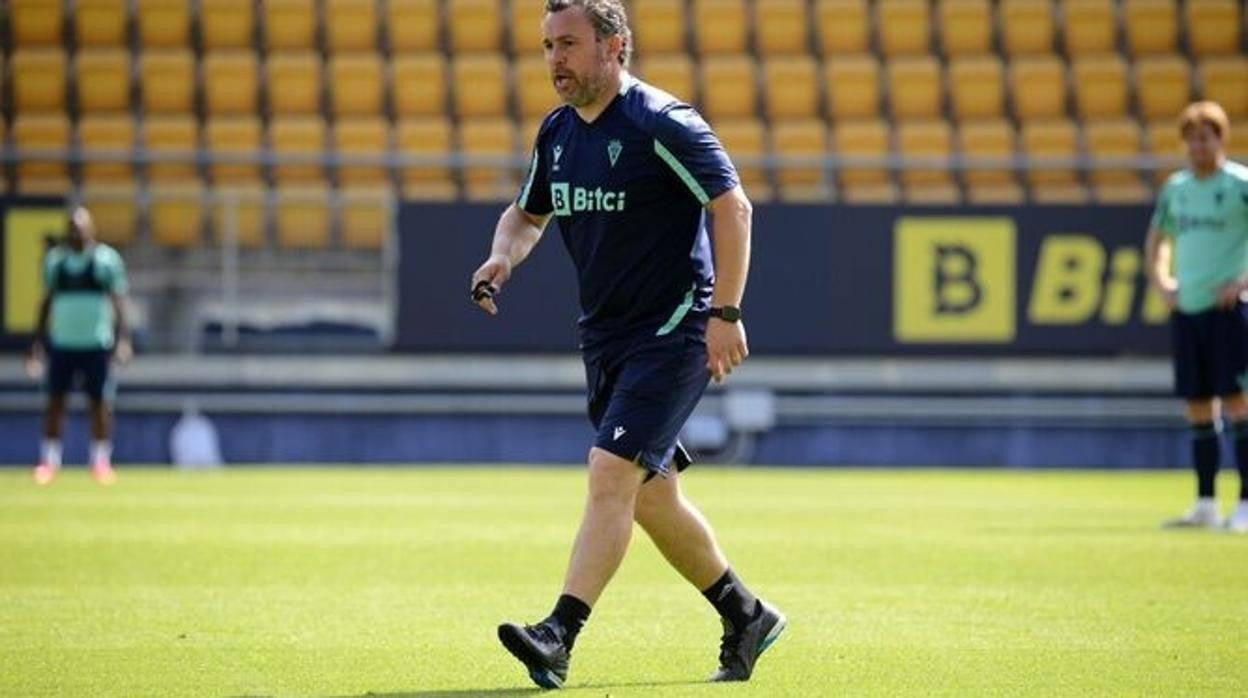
[{"x1": 653, "y1": 140, "x2": 710, "y2": 205}]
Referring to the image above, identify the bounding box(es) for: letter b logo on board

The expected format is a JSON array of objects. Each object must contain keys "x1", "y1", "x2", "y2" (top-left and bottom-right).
[{"x1": 894, "y1": 217, "x2": 1016, "y2": 342}]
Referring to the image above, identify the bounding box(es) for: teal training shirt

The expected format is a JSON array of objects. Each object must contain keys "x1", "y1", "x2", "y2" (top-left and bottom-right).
[
  {"x1": 1150, "y1": 161, "x2": 1248, "y2": 313},
  {"x1": 43, "y1": 243, "x2": 128, "y2": 350}
]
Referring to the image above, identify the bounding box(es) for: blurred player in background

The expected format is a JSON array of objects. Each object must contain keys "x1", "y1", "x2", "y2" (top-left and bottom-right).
[
  {"x1": 470, "y1": 0, "x2": 784, "y2": 688},
  {"x1": 1145, "y1": 101, "x2": 1248, "y2": 532},
  {"x1": 27, "y1": 206, "x2": 132, "y2": 485}
]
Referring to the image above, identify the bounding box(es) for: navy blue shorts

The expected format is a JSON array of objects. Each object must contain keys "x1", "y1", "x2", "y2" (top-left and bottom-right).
[
  {"x1": 584, "y1": 331, "x2": 710, "y2": 476},
  {"x1": 1171, "y1": 304, "x2": 1248, "y2": 399},
  {"x1": 46, "y1": 348, "x2": 115, "y2": 401}
]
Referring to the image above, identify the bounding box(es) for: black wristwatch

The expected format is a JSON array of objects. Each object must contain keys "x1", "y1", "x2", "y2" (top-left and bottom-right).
[{"x1": 709, "y1": 305, "x2": 742, "y2": 322}]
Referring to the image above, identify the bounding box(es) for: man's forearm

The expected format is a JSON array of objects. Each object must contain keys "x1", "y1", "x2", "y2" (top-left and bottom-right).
[
  {"x1": 492, "y1": 205, "x2": 545, "y2": 269},
  {"x1": 111, "y1": 295, "x2": 129, "y2": 341},
  {"x1": 709, "y1": 194, "x2": 752, "y2": 307}
]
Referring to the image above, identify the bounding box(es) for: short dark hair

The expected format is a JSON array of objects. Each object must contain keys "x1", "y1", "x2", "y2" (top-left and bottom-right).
[{"x1": 545, "y1": 0, "x2": 632, "y2": 67}]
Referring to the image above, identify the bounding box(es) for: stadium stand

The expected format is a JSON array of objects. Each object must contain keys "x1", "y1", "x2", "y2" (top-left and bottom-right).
[
  {"x1": 715, "y1": 118, "x2": 773, "y2": 201},
  {"x1": 5, "y1": 0, "x2": 1243, "y2": 249},
  {"x1": 81, "y1": 184, "x2": 139, "y2": 246}
]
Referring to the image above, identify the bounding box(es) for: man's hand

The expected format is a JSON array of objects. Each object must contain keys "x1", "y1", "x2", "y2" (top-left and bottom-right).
[
  {"x1": 25, "y1": 340, "x2": 44, "y2": 379},
  {"x1": 471, "y1": 253, "x2": 513, "y2": 315},
  {"x1": 1155, "y1": 277, "x2": 1179, "y2": 310},
  {"x1": 706, "y1": 318, "x2": 748, "y2": 384},
  {"x1": 113, "y1": 337, "x2": 133, "y2": 366},
  {"x1": 1216, "y1": 280, "x2": 1245, "y2": 310}
]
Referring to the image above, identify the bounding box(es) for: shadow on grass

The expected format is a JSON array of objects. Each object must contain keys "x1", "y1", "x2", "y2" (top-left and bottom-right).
[{"x1": 269, "y1": 679, "x2": 709, "y2": 697}]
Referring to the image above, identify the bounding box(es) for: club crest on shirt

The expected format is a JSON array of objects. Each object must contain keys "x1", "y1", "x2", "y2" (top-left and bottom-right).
[
  {"x1": 552, "y1": 144, "x2": 563, "y2": 172},
  {"x1": 607, "y1": 140, "x2": 622, "y2": 167}
]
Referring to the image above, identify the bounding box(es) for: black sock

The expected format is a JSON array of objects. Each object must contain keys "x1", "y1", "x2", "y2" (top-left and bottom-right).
[
  {"x1": 547, "y1": 594, "x2": 591, "y2": 650},
  {"x1": 1191, "y1": 421, "x2": 1220, "y2": 498},
  {"x1": 1229, "y1": 420, "x2": 1248, "y2": 500},
  {"x1": 701, "y1": 568, "x2": 758, "y2": 631}
]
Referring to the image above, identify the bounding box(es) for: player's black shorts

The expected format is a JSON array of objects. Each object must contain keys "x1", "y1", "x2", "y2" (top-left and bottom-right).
[
  {"x1": 46, "y1": 347, "x2": 115, "y2": 401},
  {"x1": 584, "y1": 329, "x2": 710, "y2": 476},
  {"x1": 1171, "y1": 303, "x2": 1248, "y2": 399}
]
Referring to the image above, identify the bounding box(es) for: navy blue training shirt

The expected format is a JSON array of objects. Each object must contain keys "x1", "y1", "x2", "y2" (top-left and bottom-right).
[{"x1": 516, "y1": 74, "x2": 740, "y2": 351}]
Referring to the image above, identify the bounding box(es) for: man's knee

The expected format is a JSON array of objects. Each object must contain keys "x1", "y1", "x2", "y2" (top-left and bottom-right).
[
  {"x1": 1186, "y1": 399, "x2": 1217, "y2": 423},
  {"x1": 587, "y1": 447, "x2": 645, "y2": 507},
  {"x1": 634, "y1": 476, "x2": 679, "y2": 525},
  {"x1": 1223, "y1": 394, "x2": 1248, "y2": 421}
]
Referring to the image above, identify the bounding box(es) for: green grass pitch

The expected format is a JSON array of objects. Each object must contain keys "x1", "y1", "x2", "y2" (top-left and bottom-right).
[{"x1": 2, "y1": 467, "x2": 1246, "y2": 697}]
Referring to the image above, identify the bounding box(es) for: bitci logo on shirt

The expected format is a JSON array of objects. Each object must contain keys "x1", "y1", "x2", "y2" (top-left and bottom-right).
[{"x1": 550, "y1": 183, "x2": 627, "y2": 216}]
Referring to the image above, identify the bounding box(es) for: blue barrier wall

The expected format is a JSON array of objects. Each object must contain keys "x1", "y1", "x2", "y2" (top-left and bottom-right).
[{"x1": 398, "y1": 203, "x2": 1167, "y2": 355}]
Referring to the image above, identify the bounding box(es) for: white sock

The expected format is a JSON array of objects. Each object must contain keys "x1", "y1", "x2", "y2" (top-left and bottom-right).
[
  {"x1": 41, "y1": 439, "x2": 62, "y2": 468},
  {"x1": 90, "y1": 440, "x2": 112, "y2": 468},
  {"x1": 1196, "y1": 497, "x2": 1216, "y2": 509}
]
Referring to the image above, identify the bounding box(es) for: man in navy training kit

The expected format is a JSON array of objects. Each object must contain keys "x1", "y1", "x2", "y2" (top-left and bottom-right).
[{"x1": 471, "y1": 0, "x2": 785, "y2": 688}]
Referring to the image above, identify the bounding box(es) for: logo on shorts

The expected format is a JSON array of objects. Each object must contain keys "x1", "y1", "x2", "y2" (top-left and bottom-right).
[{"x1": 613, "y1": 426, "x2": 626, "y2": 441}]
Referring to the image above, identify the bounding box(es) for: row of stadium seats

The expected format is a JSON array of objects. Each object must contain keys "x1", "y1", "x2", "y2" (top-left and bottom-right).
[
  {"x1": 0, "y1": 112, "x2": 1205, "y2": 204},
  {"x1": 10, "y1": 0, "x2": 1242, "y2": 58},
  {"x1": 9, "y1": 47, "x2": 1244, "y2": 125}
]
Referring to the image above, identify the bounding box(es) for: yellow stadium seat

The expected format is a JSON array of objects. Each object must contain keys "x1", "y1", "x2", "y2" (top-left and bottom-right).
[
  {"x1": 904, "y1": 183, "x2": 962, "y2": 204},
  {"x1": 967, "y1": 183, "x2": 1025, "y2": 203},
  {"x1": 1145, "y1": 119, "x2": 1183, "y2": 185},
  {"x1": 1198, "y1": 57, "x2": 1248, "y2": 118},
  {"x1": 205, "y1": 117, "x2": 264, "y2": 184},
  {"x1": 840, "y1": 182, "x2": 900, "y2": 203},
  {"x1": 459, "y1": 118, "x2": 518, "y2": 201},
  {"x1": 999, "y1": 0, "x2": 1054, "y2": 56},
  {"x1": 211, "y1": 189, "x2": 267, "y2": 248},
  {"x1": 393, "y1": 54, "x2": 448, "y2": 118},
  {"x1": 334, "y1": 117, "x2": 391, "y2": 186},
  {"x1": 520, "y1": 118, "x2": 546, "y2": 155},
  {"x1": 329, "y1": 54, "x2": 383, "y2": 117},
  {"x1": 78, "y1": 115, "x2": 135, "y2": 184},
  {"x1": 148, "y1": 185, "x2": 205, "y2": 247},
  {"x1": 275, "y1": 186, "x2": 331, "y2": 249},
  {"x1": 762, "y1": 56, "x2": 818, "y2": 120},
  {"x1": 897, "y1": 119, "x2": 954, "y2": 188},
  {"x1": 1186, "y1": 0, "x2": 1241, "y2": 57},
  {"x1": 13, "y1": 49, "x2": 67, "y2": 113},
  {"x1": 325, "y1": 0, "x2": 377, "y2": 53},
  {"x1": 1021, "y1": 119, "x2": 1085, "y2": 199},
  {"x1": 957, "y1": 119, "x2": 1018, "y2": 187},
  {"x1": 139, "y1": 50, "x2": 195, "y2": 115},
  {"x1": 815, "y1": 0, "x2": 869, "y2": 55},
  {"x1": 10, "y1": 0, "x2": 62, "y2": 47},
  {"x1": 636, "y1": 55, "x2": 696, "y2": 105},
  {"x1": 949, "y1": 56, "x2": 1004, "y2": 120},
  {"x1": 834, "y1": 119, "x2": 891, "y2": 187},
  {"x1": 877, "y1": 0, "x2": 931, "y2": 57},
  {"x1": 270, "y1": 116, "x2": 328, "y2": 184},
  {"x1": 264, "y1": 0, "x2": 317, "y2": 51},
  {"x1": 76, "y1": 49, "x2": 130, "y2": 114},
  {"x1": 887, "y1": 56, "x2": 943, "y2": 121},
  {"x1": 389, "y1": 0, "x2": 440, "y2": 53},
  {"x1": 515, "y1": 57, "x2": 560, "y2": 119},
  {"x1": 1124, "y1": 0, "x2": 1177, "y2": 56},
  {"x1": 1061, "y1": 0, "x2": 1115, "y2": 55},
  {"x1": 1072, "y1": 55, "x2": 1128, "y2": 118},
  {"x1": 266, "y1": 52, "x2": 323, "y2": 116},
  {"x1": 1009, "y1": 55, "x2": 1067, "y2": 121},
  {"x1": 632, "y1": 0, "x2": 687, "y2": 54},
  {"x1": 201, "y1": 0, "x2": 254, "y2": 50},
  {"x1": 76, "y1": 0, "x2": 128, "y2": 48},
  {"x1": 452, "y1": 55, "x2": 509, "y2": 118},
  {"x1": 771, "y1": 119, "x2": 829, "y2": 200},
  {"x1": 1092, "y1": 182, "x2": 1151, "y2": 203},
  {"x1": 825, "y1": 56, "x2": 880, "y2": 119},
  {"x1": 14, "y1": 115, "x2": 71, "y2": 191},
  {"x1": 138, "y1": 0, "x2": 190, "y2": 48},
  {"x1": 1135, "y1": 55, "x2": 1191, "y2": 121},
  {"x1": 143, "y1": 116, "x2": 200, "y2": 183},
  {"x1": 447, "y1": 0, "x2": 503, "y2": 53},
  {"x1": 714, "y1": 118, "x2": 771, "y2": 201},
  {"x1": 338, "y1": 187, "x2": 390, "y2": 250},
  {"x1": 1084, "y1": 118, "x2": 1144, "y2": 189},
  {"x1": 754, "y1": 0, "x2": 808, "y2": 56},
  {"x1": 203, "y1": 51, "x2": 259, "y2": 117},
  {"x1": 699, "y1": 55, "x2": 758, "y2": 121},
  {"x1": 693, "y1": 0, "x2": 749, "y2": 55},
  {"x1": 81, "y1": 185, "x2": 139, "y2": 247},
  {"x1": 939, "y1": 0, "x2": 992, "y2": 56},
  {"x1": 510, "y1": 0, "x2": 547, "y2": 55},
  {"x1": 397, "y1": 118, "x2": 457, "y2": 199}
]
